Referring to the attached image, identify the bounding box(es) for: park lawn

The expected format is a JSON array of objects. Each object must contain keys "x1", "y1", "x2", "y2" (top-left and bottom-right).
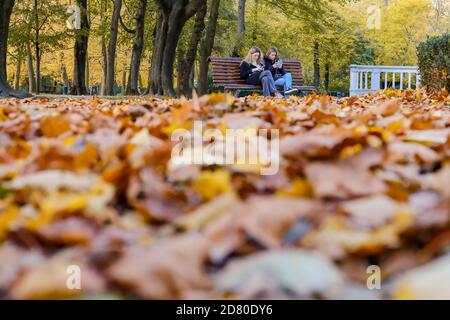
[{"x1": 0, "y1": 89, "x2": 449, "y2": 299}]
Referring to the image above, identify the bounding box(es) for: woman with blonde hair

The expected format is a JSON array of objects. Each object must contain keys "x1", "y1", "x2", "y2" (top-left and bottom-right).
[
  {"x1": 240, "y1": 46, "x2": 282, "y2": 97},
  {"x1": 264, "y1": 47, "x2": 297, "y2": 95}
]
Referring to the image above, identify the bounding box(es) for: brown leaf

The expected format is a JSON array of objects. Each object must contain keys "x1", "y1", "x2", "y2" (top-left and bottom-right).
[{"x1": 106, "y1": 234, "x2": 212, "y2": 299}]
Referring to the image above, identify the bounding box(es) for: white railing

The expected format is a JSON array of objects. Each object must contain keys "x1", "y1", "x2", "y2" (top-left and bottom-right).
[{"x1": 349, "y1": 65, "x2": 421, "y2": 96}]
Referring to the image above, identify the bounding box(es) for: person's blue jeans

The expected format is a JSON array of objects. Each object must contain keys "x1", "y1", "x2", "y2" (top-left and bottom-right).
[
  {"x1": 274, "y1": 73, "x2": 293, "y2": 92},
  {"x1": 259, "y1": 70, "x2": 276, "y2": 97}
]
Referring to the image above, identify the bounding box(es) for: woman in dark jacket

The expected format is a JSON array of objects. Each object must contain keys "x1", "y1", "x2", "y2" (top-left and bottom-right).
[
  {"x1": 264, "y1": 47, "x2": 297, "y2": 95},
  {"x1": 240, "y1": 46, "x2": 282, "y2": 97}
]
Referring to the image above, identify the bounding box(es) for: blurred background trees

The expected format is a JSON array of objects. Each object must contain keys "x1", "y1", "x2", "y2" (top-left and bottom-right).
[{"x1": 2, "y1": 0, "x2": 449, "y2": 97}]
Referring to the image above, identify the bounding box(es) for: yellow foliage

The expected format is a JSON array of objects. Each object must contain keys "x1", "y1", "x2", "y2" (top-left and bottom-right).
[
  {"x1": 277, "y1": 178, "x2": 313, "y2": 198},
  {"x1": 193, "y1": 170, "x2": 231, "y2": 200}
]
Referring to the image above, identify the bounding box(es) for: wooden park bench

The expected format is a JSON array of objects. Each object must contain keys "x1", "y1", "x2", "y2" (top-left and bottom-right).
[{"x1": 208, "y1": 57, "x2": 316, "y2": 96}]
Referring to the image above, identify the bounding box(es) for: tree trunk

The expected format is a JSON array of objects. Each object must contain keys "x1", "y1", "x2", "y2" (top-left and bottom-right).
[
  {"x1": 100, "y1": 0, "x2": 108, "y2": 95},
  {"x1": 198, "y1": 0, "x2": 220, "y2": 95},
  {"x1": 313, "y1": 41, "x2": 320, "y2": 89},
  {"x1": 148, "y1": 10, "x2": 168, "y2": 95},
  {"x1": 251, "y1": 0, "x2": 258, "y2": 42},
  {"x1": 26, "y1": 42, "x2": 36, "y2": 93},
  {"x1": 232, "y1": 0, "x2": 245, "y2": 56},
  {"x1": 61, "y1": 61, "x2": 69, "y2": 89},
  {"x1": 14, "y1": 53, "x2": 22, "y2": 91},
  {"x1": 238, "y1": 0, "x2": 245, "y2": 33},
  {"x1": 85, "y1": 53, "x2": 89, "y2": 90},
  {"x1": 324, "y1": 62, "x2": 330, "y2": 92},
  {"x1": 148, "y1": 0, "x2": 206, "y2": 97},
  {"x1": 139, "y1": 73, "x2": 143, "y2": 89},
  {"x1": 189, "y1": 63, "x2": 194, "y2": 89},
  {"x1": 177, "y1": 1, "x2": 207, "y2": 97},
  {"x1": 161, "y1": 11, "x2": 185, "y2": 97},
  {"x1": 101, "y1": 37, "x2": 108, "y2": 95},
  {"x1": 126, "y1": 0, "x2": 147, "y2": 95},
  {"x1": 33, "y1": 0, "x2": 40, "y2": 94},
  {"x1": 35, "y1": 44, "x2": 40, "y2": 93},
  {"x1": 0, "y1": 0, "x2": 30, "y2": 98},
  {"x1": 71, "y1": 0, "x2": 90, "y2": 95},
  {"x1": 121, "y1": 69, "x2": 126, "y2": 95},
  {"x1": 105, "y1": 0, "x2": 122, "y2": 96}
]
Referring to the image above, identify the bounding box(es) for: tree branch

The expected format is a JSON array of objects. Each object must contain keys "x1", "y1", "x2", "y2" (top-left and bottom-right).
[
  {"x1": 185, "y1": 0, "x2": 207, "y2": 19},
  {"x1": 119, "y1": 14, "x2": 136, "y2": 33}
]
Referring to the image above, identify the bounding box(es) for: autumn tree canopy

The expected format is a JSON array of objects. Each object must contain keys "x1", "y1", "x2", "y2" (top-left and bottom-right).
[{"x1": 0, "y1": 0, "x2": 449, "y2": 97}]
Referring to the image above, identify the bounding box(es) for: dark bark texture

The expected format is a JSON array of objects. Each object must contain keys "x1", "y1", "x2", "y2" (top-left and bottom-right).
[
  {"x1": 313, "y1": 41, "x2": 320, "y2": 89},
  {"x1": 232, "y1": 0, "x2": 245, "y2": 56},
  {"x1": 126, "y1": 0, "x2": 147, "y2": 95},
  {"x1": 105, "y1": 0, "x2": 122, "y2": 96},
  {"x1": 177, "y1": 0, "x2": 207, "y2": 97},
  {"x1": 148, "y1": 0, "x2": 206, "y2": 97},
  {"x1": 198, "y1": 0, "x2": 220, "y2": 95},
  {"x1": 71, "y1": 0, "x2": 90, "y2": 95},
  {"x1": 0, "y1": 0, "x2": 31, "y2": 98}
]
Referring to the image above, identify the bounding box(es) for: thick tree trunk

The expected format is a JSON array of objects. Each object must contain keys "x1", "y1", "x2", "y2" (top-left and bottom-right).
[
  {"x1": 161, "y1": 14, "x2": 185, "y2": 97},
  {"x1": 232, "y1": 0, "x2": 245, "y2": 56},
  {"x1": 238, "y1": 0, "x2": 245, "y2": 33},
  {"x1": 148, "y1": 0, "x2": 206, "y2": 97},
  {"x1": 148, "y1": 10, "x2": 168, "y2": 95},
  {"x1": 177, "y1": 1, "x2": 207, "y2": 97},
  {"x1": 161, "y1": 18, "x2": 183, "y2": 97},
  {"x1": 161, "y1": 2, "x2": 205, "y2": 97},
  {"x1": 26, "y1": 42, "x2": 36, "y2": 93},
  {"x1": 71, "y1": 0, "x2": 90, "y2": 95},
  {"x1": 126, "y1": 0, "x2": 147, "y2": 95},
  {"x1": 105, "y1": 0, "x2": 122, "y2": 96},
  {"x1": 0, "y1": 0, "x2": 30, "y2": 98},
  {"x1": 313, "y1": 41, "x2": 320, "y2": 89},
  {"x1": 198, "y1": 0, "x2": 220, "y2": 95}
]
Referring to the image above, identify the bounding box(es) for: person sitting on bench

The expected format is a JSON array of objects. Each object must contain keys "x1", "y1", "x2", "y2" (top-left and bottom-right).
[
  {"x1": 240, "y1": 46, "x2": 283, "y2": 98},
  {"x1": 264, "y1": 47, "x2": 298, "y2": 96}
]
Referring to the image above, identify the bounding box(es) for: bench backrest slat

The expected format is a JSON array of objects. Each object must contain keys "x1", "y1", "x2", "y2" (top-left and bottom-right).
[{"x1": 209, "y1": 57, "x2": 305, "y2": 88}]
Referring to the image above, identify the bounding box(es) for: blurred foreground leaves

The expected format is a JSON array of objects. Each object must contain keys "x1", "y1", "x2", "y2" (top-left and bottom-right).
[{"x1": 0, "y1": 89, "x2": 449, "y2": 299}]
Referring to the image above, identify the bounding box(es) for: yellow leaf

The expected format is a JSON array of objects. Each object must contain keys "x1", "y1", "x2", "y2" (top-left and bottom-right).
[
  {"x1": 193, "y1": 170, "x2": 231, "y2": 200},
  {"x1": 0, "y1": 204, "x2": 20, "y2": 240},
  {"x1": 209, "y1": 92, "x2": 225, "y2": 104},
  {"x1": 277, "y1": 178, "x2": 313, "y2": 198},
  {"x1": 63, "y1": 135, "x2": 77, "y2": 147},
  {"x1": 339, "y1": 144, "x2": 363, "y2": 159},
  {"x1": 0, "y1": 107, "x2": 8, "y2": 121}
]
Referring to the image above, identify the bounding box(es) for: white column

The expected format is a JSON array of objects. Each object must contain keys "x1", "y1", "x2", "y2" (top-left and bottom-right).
[
  {"x1": 365, "y1": 72, "x2": 369, "y2": 89},
  {"x1": 371, "y1": 71, "x2": 381, "y2": 91},
  {"x1": 359, "y1": 71, "x2": 363, "y2": 90},
  {"x1": 349, "y1": 66, "x2": 358, "y2": 96}
]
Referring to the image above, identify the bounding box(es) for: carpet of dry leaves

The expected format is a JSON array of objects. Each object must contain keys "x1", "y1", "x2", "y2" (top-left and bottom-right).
[{"x1": 0, "y1": 89, "x2": 449, "y2": 300}]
